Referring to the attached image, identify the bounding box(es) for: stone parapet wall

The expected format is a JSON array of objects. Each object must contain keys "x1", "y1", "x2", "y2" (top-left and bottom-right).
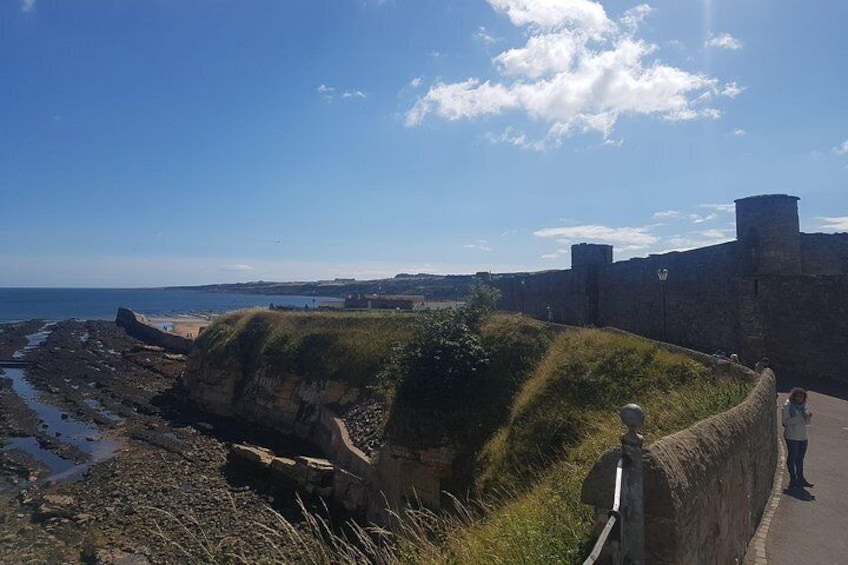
[{"x1": 582, "y1": 338, "x2": 776, "y2": 564}]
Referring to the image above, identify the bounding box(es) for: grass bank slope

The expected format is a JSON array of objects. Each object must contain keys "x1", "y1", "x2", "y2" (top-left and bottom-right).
[
  {"x1": 451, "y1": 328, "x2": 752, "y2": 564},
  {"x1": 190, "y1": 311, "x2": 752, "y2": 564},
  {"x1": 194, "y1": 309, "x2": 415, "y2": 389}
]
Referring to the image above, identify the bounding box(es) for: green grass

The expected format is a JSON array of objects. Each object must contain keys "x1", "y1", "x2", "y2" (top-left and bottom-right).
[
  {"x1": 449, "y1": 329, "x2": 752, "y2": 564},
  {"x1": 193, "y1": 309, "x2": 415, "y2": 389},
  {"x1": 191, "y1": 313, "x2": 753, "y2": 564}
]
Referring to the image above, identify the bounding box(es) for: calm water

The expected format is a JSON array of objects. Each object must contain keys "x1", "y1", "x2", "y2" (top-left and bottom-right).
[{"x1": 0, "y1": 288, "x2": 339, "y2": 323}]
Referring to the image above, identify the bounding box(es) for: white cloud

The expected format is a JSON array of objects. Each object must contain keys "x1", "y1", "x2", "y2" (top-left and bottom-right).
[
  {"x1": 317, "y1": 84, "x2": 367, "y2": 101},
  {"x1": 653, "y1": 210, "x2": 683, "y2": 219},
  {"x1": 485, "y1": 127, "x2": 551, "y2": 151},
  {"x1": 464, "y1": 240, "x2": 493, "y2": 252},
  {"x1": 834, "y1": 140, "x2": 848, "y2": 155},
  {"x1": 817, "y1": 217, "x2": 848, "y2": 231},
  {"x1": 654, "y1": 204, "x2": 731, "y2": 224},
  {"x1": 732, "y1": 128, "x2": 746, "y2": 136},
  {"x1": 474, "y1": 26, "x2": 498, "y2": 45},
  {"x1": 406, "y1": 0, "x2": 733, "y2": 142},
  {"x1": 664, "y1": 229, "x2": 734, "y2": 252},
  {"x1": 534, "y1": 224, "x2": 658, "y2": 248},
  {"x1": 488, "y1": 0, "x2": 612, "y2": 35},
  {"x1": 219, "y1": 264, "x2": 254, "y2": 273},
  {"x1": 721, "y1": 82, "x2": 744, "y2": 98},
  {"x1": 699, "y1": 203, "x2": 735, "y2": 214},
  {"x1": 409, "y1": 77, "x2": 423, "y2": 89},
  {"x1": 705, "y1": 32, "x2": 743, "y2": 50},
  {"x1": 21, "y1": 0, "x2": 35, "y2": 13}
]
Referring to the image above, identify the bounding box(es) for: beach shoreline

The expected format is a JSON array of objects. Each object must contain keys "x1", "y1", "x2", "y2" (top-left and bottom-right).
[{"x1": 0, "y1": 318, "x2": 321, "y2": 563}]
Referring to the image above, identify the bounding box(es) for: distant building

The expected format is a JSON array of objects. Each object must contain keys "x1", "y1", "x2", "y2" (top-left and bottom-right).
[{"x1": 344, "y1": 294, "x2": 426, "y2": 311}]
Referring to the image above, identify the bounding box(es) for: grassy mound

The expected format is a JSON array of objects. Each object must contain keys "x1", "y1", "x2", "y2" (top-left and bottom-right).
[
  {"x1": 451, "y1": 329, "x2": 752, "y2": 563},
  {"x1": 194, "y1": 309, "x2": 415, "y2": 388},
  {"x1": 191, "y1": 310, "x2": 752, "y2": 564}
]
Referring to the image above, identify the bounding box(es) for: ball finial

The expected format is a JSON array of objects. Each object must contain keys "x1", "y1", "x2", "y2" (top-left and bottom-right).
[{"x1": 620, "y1": 403, "x2": 645, "y2": 429}]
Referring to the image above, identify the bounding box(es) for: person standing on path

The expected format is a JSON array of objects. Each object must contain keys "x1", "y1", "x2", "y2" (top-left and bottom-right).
[{"x1": 782, "y1": 387, "x2": 813, "y2": 489}]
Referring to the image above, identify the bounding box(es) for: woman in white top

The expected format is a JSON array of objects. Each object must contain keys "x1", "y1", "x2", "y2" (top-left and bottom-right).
[{"x1": 782, "y1": 387, "x2": 813, "y2": 488}]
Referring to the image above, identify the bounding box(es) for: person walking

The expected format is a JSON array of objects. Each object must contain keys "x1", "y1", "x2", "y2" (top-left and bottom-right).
[{"x1": 782, "y1": 387, "x2": 813, "y2": 488}]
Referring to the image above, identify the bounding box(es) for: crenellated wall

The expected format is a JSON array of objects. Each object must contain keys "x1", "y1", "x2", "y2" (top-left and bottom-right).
[{"x1": 491, "y1": 194, "x2": 848, "y2": 381}]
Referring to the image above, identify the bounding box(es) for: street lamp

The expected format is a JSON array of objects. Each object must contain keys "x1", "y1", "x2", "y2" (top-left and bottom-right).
[
  {"x1": 657, "y1": 269, "x2": 668, "y2": 341},
  {"x1": 520, "y1": 279, "x2": 526, "y2": 314}
]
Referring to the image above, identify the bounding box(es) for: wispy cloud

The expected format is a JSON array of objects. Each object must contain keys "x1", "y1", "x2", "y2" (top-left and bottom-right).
[
  {"x1": 464, "y1": 240, "x2": 493, "y2": 252},
  {"x1": 534, "y1": 225, "x2": 658, "y2": 249},
  {"x1": 406, "y1": 0, "x2": 736, "y2": 145},
  {"x1": 653, "y1": 203, "x2": 732, "y2": 224},
  {"x1": 817, "y1": 216, "x2": 848, "y2": 231},
  {"x1": 834, "y1": 139, "x2": 848, "y2": 155},
  {"x1": 317, "y1": 84, "x2": 367, "y2": 101},
  {"x1": 721, "y1": 82, "x2": 744, "y2": 98},
  {"x1": 731, "y1": 128, "x2": 746, "y2": 136},
  {"x1": 219, "y1": 264, "x2": 254, "y2": 272},
  {"x1": 474, "y1": 26, "x2": 498, "y2": 45},
  {"x1": 409, "y1": 77, "x2": 423, "y2": 89},
  {"x1": 664, "y1": 229, "x2": 734, "y2": 252},
  {"x1": 699, "y1": 203, "x2": 736, "y2": 214},
  {"x1": 705, "y1": 32, "x2": 743, "y2": 50},
  {"x1": 21, "y1": 0, "x2": 35, "y2": 12},
  {"x1": 537, "y1": 202, "x2": 736, "y2": 262},
  {"x1": 485, "y1": 127, "x2": 550, "y2": 151}
]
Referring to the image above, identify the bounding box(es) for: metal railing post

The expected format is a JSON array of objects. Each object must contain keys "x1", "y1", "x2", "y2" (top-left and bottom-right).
[{"x1": 619, "y1": 404, "x2": 645, "y2": 565}]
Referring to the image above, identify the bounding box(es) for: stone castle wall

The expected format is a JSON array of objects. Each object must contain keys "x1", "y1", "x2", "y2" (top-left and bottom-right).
[
  {"x1": 492, "y1": 195, "x2": 848, "y2": 381},
  {"x1": 801, "y1": 233, "x2": 848, "y2": 274}
]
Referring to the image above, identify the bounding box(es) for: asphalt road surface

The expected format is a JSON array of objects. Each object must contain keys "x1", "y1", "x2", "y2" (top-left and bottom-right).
[{"x1": 764, "y1": 387, "x2": 848, "y2": 564}]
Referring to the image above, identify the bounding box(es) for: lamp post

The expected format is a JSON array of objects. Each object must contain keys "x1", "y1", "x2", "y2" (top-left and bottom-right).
[
  {"x1": 520, "y1": 278, "x2": 526, "y2": 314},
  {"x1": 657, "y1": 268, "x2": 668, "y2": 341}
]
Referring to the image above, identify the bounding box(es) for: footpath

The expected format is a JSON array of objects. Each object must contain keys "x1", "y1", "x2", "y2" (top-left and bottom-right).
[{"x1": 747, "y1": 378, "x2": 848, "y2": 564}]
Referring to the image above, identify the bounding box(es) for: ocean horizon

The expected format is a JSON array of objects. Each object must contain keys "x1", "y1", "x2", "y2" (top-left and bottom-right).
[{"x1": 0, "y1": 287, "x2": 339, "y2": 324}]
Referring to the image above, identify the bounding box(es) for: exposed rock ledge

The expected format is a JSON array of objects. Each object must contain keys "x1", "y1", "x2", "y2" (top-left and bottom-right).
[
  {"x1": 115, "y1": 307, "x2": 193, "y2": 354},
  {"x1": 185, "y1": 354, "x2": 460, "y2": 523}
]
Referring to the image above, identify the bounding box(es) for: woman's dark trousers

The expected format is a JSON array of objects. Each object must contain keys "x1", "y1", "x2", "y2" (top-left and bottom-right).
[{"x1": 785, "y1": 439, "x2": 808, "y2": 486}]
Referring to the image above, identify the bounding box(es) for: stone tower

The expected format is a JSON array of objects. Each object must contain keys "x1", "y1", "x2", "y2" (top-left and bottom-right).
[
  {"x1": 571, "y1": 243, "x2": 613, "y2": 268},
  {"x1": 735, "y1": 194, "x2": 801, "y2": 275},
  {"x1": 571, "y1": 243, "x2": 613, "y2": 325}
]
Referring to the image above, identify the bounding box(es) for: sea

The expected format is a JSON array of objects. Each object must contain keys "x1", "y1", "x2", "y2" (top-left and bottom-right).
[{"x1": 0, "y1": 287, "x2": 339, "y2": 324}]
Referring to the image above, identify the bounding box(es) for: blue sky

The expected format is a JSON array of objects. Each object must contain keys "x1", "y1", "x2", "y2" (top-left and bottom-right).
[{"x1": 2, "y1": 0, "x2": 846, "y2": 287}]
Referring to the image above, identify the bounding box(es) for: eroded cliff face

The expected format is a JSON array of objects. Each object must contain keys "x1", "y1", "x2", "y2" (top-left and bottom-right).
[
  {"x1": 184, "y1": 343, "x2": 461, "y2": 522},
  {"x1": 185, "y1": 351, "x2": 360, "y2": 431}
]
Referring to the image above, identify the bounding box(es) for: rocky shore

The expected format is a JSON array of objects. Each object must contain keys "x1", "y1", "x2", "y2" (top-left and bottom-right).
[{"x1": 0, "y1": 319, "x2": 343, "y2": 564}]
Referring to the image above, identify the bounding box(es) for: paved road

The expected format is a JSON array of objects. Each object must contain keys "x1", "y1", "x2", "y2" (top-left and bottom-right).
[{"x1": 759, "y1": 387, "x2": 848, "y2": 564}]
